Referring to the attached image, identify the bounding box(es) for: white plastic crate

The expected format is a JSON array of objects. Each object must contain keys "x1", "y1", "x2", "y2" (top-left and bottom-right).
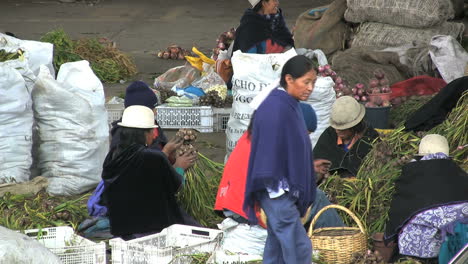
[
  {"x1": 110, "y1": 224, "x2": 223, "y2": 264},
  {"x1": 23, "y1": 226, "x2": 106, "y2": 264},
  {"x1": 105, "y1": 102, "x2": 125, "y2": 124},
  {"x1": 213, "y1": 107, "x2": 232, "y2": 132},
  {"x1": 155, "y1": 105, "x2": 214, "y2": 133}
]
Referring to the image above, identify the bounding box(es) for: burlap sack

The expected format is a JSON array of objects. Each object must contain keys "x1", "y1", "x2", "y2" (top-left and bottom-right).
[
  {"x1": 344, "y1": 0, "x2": 454, "y2": 29},
  {"x1": 352, "y1": 22, "x2": 465, "y2": 49},
  {"x1": 294, "y1": 0, "x2": 350, "y2": 56},
  {"x1": 331, "y1": 47, "x2": 406, "y2": 88}
]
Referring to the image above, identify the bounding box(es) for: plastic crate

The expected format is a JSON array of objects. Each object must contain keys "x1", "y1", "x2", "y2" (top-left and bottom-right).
[
  {"x1": 23, "y1": 226, "x2": 106, "y2": 264},
  {"x1": 213, "y1": 107, "x2": 232, "y2": 132},
  {"x1": 105, "y1": 102, "x2": 125, "y2": 124},
  {"x1": 155, "y1": 105, "x2": 214, "y2": 133},
  {"x1": 110, "y1": 224, "x2": 223, "y2": 264}
]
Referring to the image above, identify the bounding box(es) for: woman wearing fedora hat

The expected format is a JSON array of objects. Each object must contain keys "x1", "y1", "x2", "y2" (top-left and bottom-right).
[
  {"x1": 313, "y1": 96, "x2": 379, "y2": 179},
  {"x1": 99, "y1": 106, "x2": 199, "y2": 240},
  {"x1": 232, "y1": 0, "x2": 294, "y2": 54}
]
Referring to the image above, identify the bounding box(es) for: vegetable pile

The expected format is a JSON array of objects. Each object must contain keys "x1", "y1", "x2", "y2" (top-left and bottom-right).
[
  {"x1": 174, "y1": 129, "x2": 224, "y2": 227},
  {"x1": 212, "y1": 28, "x2": 236, "y2": 60},
  {"x1": 157, "y1": 45, "x2": 192, "y2": 60},
  {"x1": 364, "y1": 70, "x2": 392, "y2": 108},
  {"x1": 40, "y1": 29, "x2": 137, "y2": 83},
  {"x1": 321, "y1": 92, "x2": 467, "y2": 237},
  {"x1": 0, "y1": 48, "x2": 24, "y2": 62},
  {"x1": 0, "y1": 190, "x2": 90, "y2": 231},
  {"x1": 350, "y1": 250, "x2": 386, "y2": 264}
]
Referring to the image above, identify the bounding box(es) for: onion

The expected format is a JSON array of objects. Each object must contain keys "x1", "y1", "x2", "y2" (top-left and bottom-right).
[
  {"x1": 170, "y1": 52, "x2": 178, "y2": 60},
  {"x1": 226, "y1": 31, "x2": 235, "y2": 40},
  {"x1": 335, "y1": 76, "x2": 343, "y2": 84},
  {"x1": 357, "y1": 89, "x2": 364, "y2": 96},
  {"x1": 369, "y1": 79, "x2": 379, "y2": 88},
  {"x1": 324, "y1": 64, "x2": 331, "y2": 71},
  {"x1": 372, "y1": 88, "x2": 381, "y2": 94},
  {"x1": 354, "y1": 95, "x2": 361, "y2": 101},
  {"x1": 361, "y1": 95, "x2": 368, "y2": 102},
  {"x1": 330, "y1": 71, "x2": 337, "y2": 77},
  {"x1": 177, "y1": 53, "x2": 185, "y2": 60},
  {"x1": 381, "y1": 86, "x2": 391, "y2": 93},
  {"x1": 336, "y1": 83, "x2": 345, "y2": 90},
  {"x1": 351, "y1": 87, "x2": 358, "y2": 95},
  {"x1": 325, "y1": 68, "x2": 333, "y2": 76},
  {"x1": 374, "y1": 69, "x2": 385, "y2": 79},
  {"x1": 355, "y1": 83, "x2": 365, "y2": 90},
  {"x1": 217, "y1": 42, "x2": 226, "y2": 49},
  {"x1": 379, "y1": 78, "x2": 389, "y2": 86},
  {"x1": 382, "y1": 100, "x2": 391, "y2": 107},
  {"x1": 162, "y1": 51, "x2": 170, "y2": 59},
  {"x1": 318, "y1": 65, "x2": 325, "y2": 73}
]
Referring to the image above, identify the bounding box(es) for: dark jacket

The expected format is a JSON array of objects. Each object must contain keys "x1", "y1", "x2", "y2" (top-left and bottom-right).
[
  {"x1": 313, "y1": 125, "x2": 379, "y2": 177},
  {"x1": 384, "y1": 159, "x2": 468, "y2": 241},
  {"x1": 101, "y1": 144, "x2": 184, "y2": 237}
]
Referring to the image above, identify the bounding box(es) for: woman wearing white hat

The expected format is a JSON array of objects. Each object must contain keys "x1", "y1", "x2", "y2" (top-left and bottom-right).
[
  {"x1": 232, "y1": 0, "x2": 294, "y2": 54},
  {"x1": 100, "y1": 105, "x2": 198, "y2": 240},
  {"x1": 385, "y1": 134, "x2": 468, "y2": 261},
  {"x1": 313, "y1": 96, "x2": 379, "y2": 179}
]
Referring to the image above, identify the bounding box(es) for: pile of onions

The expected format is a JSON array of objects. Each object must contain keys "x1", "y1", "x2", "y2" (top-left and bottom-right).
[
  {"x1": 364, "y1": 69, "x2": 393, "y2": 107},
  {"x1": 157, "y1": 45, "x2": 191, "y2": 60},
  {"x1": 212, "y1": 28, "x2": 236, "y2": 60}
]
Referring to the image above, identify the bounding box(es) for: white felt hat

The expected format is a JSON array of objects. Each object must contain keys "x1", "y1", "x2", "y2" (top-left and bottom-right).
[
  {"x1": 249, "y1": 0, "x2": 261, "y2": 7},
  {"x1": 418, "y1": 134, "x2": 450, "y2": 156},
  {"x1": 330, "y1": 96, "x2": 365, "y2": 130},
  {"x1": 118, "y1": 105, "x2": 158, "y2": 129}
]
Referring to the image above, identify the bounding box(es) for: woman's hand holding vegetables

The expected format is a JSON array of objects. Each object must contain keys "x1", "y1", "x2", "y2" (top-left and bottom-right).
[
  {"x1": 314, "y1": 159, "x2": 332, "y2": 183},
  {"x1": 162, "y1": 136, "x2": 183, "y2": 158},
  {"x1": 174, "y1": 152, "x2": 197, "y2": 170}
]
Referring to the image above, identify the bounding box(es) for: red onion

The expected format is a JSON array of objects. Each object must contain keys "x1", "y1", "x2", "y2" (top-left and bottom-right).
[
  {"x1": 357, "y1": 89, "x2": 364, "y2": 96},
  {"x1": 379, "y1": 78, "x2": 389, "y2": 86},
  {"x1": 324, "y1": 64, "x2": 331, "y2": 71},
  {"x1": 318, "y1": 65, "x2": 325, "y2": 73},
  {"x1": 374, "y1": 69, "x2": 385, "y2": 79},
  {"x1": 361, "y1": 95, "x2": 368, "y2": 102},
  {"x1": 325, "y1": 68, "x2": 333, "y2": 76},
  {"x1": 226, "y1": 31, "x2": 235, "y2": 40},
  {"x1": 336, "y1": 83, "x2": 345, "y2": 90},
  {"x1": 331, "y1": 71, "x2": 337, "y2": 77},
  {"x1": 355, "y1": 83, "x2": 365, "y2": 90},
  {"x1": 381, "y1": 86, "x2": 391, "y2": 93},
  {"x1": 354, "y1": 95, "x2": 361, "y2": 101},
  {"x1": 351, "y1": 87, "x2": 358, "y2": 95},
  {"x1": 369, "y1": 79, "x2": 379, "y2": 88},
  {"x1": 217, "y1": 42, "x2": 226, "y2": 49},
  {"x1": 372, "y1": 88, "x2": 381, "y2": 94},
  {"x1": 335, "y1": 76, "x2": 343, "y2": 84}
]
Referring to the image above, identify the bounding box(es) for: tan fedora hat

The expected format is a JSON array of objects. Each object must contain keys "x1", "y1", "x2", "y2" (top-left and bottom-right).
[
  {"x1": 330, "y1": 96, "x2": 366, "y2": 130},
  {"x1": 418, "y1": 134, "x2": 450, "y2": 156},
  {"x1": 118, "y1": 105, "x2": 158, "y2": 129}
]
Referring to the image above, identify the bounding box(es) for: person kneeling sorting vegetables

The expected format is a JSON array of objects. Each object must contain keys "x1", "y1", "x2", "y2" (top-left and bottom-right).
[
  {"x1": 100, "y1": 106, "x2": 199, "y2": 240},
  {"x1": 313, "y1": 96, "x2": 379, "y2": 179}
]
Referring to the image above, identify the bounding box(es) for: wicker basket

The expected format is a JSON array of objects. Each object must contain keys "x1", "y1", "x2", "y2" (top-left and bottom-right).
[{"x1": 308, "y1": 205, "x2": 367, "y2": 264}]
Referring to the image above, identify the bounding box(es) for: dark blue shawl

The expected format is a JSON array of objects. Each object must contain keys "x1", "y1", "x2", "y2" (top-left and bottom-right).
[{"x1": 243, "y1": 88, "x2": 316, "y2": 224}]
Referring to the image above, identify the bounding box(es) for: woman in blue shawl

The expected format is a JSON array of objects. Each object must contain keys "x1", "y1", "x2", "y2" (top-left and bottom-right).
[{"x1": 244, "y1": 55, "x2": 318, "y2": 263}]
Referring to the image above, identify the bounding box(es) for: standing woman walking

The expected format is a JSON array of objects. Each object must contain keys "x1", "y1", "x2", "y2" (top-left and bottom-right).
[{"x1": 243, "y1": 55, "x2": 318, "y2": 263}]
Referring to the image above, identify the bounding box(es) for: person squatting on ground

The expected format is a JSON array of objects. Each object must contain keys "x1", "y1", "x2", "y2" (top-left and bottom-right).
[
  {"x1": 313, "y1": 96, "x2": 379, "y2": 179},
  {"x1": 100, "y1": 106, "x2": 199, "y2": 240},
  {"x1": 243, "y1": 55, "x2": 318, "y2": 264}
]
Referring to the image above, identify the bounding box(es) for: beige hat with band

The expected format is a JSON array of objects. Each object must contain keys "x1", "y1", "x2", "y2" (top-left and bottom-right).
[
  {"x1": 418, "y1": 134, "x2": 449, "y2": 156},
  {"x1": 249, "y1": 0, "x2": 261, "y2": 7},
  {"x1": 118, "y1": 105, "x2": 158, "y2": 129},
  {"x1": 330, "y1": 96, "x2": 366, "y2": 130}
]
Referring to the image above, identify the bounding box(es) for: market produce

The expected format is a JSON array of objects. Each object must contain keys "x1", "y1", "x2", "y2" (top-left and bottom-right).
[
  {"x1": 177, "y1": 152, "x2": 224, "y2": 227},
  {"x1": 199, "y1": 90, "x2": 225, "y2": 108},
  {"x1": 321, "y1": 92, "x2": 467, "y2": 236},
  {"x1": 165, "y1": 96, "x2": 193, "y2": 107},
  {"x1": 40, "y1": 29, "x2": 137, "y2": 83},
  {"x1": 389, "y1": 95, "x2": 433, "y2": 127},
  {"x1": 224, "y1": 94, "x2": 233, "y2": 107},
  {"x1": 175, "y1": 128, "x2": 198, "y2": 144},
  {"x1": 350, "y1": 250, "x2": 385, "y2": 264},
  {"x1": 155, "y1": 88, "x2": 177, "y2": 104},
  {"x1": 0, "y1": 190, "x2": 90, "y2": 231},
  {"x1": 156, "y1": 45, "x2": 191, "y2": 60},
  {"x1": 365, "y1": 69, "x2": 392, "y2": 107},
  {"x1": 0, "y1": 48, "x2": 23, "y2": 62},
  {"x1": 205, "y1": 84, "x2": 227, "y2": 100},
  {"x1": 212, "y1": 27, "x2": 236, "y2": 60}
]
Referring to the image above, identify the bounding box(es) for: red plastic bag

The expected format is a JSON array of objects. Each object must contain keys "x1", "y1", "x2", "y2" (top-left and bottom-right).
[{"x1": 390, "y1": 76, "x2": 446, "y2": 99}]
